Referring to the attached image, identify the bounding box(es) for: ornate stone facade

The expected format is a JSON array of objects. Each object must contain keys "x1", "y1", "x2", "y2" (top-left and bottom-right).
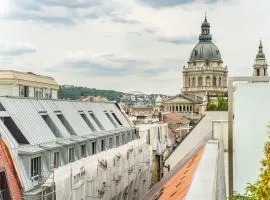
[{"x1": 182, "y1": 16, "x2": 228, "y2": 97}]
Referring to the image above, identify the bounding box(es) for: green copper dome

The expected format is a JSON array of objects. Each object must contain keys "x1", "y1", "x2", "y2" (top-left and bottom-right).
[
  {"x1": 189, "y1": 15, "x2": 222, "y2": 62},
  {"x1": 189, "y1": 41, "x2": 221, "y2": 62}
]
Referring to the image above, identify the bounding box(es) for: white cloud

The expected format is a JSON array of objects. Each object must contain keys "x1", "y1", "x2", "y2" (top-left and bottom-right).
[
  {"x1": 0, "y1": 42, "x2": 36, "y2": 55},
  {"x1": 0, "y1": 0, "x2": 268, "y2": 94}
]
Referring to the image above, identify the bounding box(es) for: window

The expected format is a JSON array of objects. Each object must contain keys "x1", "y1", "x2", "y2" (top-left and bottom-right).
[
  {"x1": 206, "y1": 76, "x2": 211, "y2": 86},
  {"x1": 1, "y1": 117, "x2": 29, "y2": 144},
  {"x1": 43, "y1": 88, "x2": 52, "y2": 99},
  {"x1": 198, "y1": 77, "x2": 203, "y2": 87},
  {"x1": 81, "y1": 144, "x2": 87, "y2": 158},
  {"x1": 122, "y1": 134, "x2": 126, "y2": 144},
  {"x1": 218, "y1": 77, "x2": 222, "y2": 86},
  {"x1": 213, "y1": 76, "x2": 217, "y2": 87},
  {"x1": 88, "y1": 111, "x2": 104, "y2": 130},
  {"x1": 105, "y1": 112, "x2": 117, "y2": 128},
  {"x1": 42, "y1": 115, "x2": 61, "y2": 137},
  {"x1": 0, "y1": 103, "x2": 6, "y2": 111},
  {"x1": 111, "y1": 113, "x2": 123, "y2": 126},
  {"x1": 19, "y1": 85, "x2": 29, "y2": 97},
  {"x1": 192, "y1": 77, "x2": 196, "y2": 86},
  {"x1": 109, "y1": 138, "x2": 113, "y2": 148},
  {"x1": 101, "y1": 139, "x2": 105, "y2": 151},
  {"x1": 127, "y1": 132, "x2": 130, "y2": 142},
  {"x1": 132, "y1": 129, "x2": 138, "y2": 140},
  {"x1": 92, "y1": 142, "x2": 96, "y2": 154},
  {"x1": 116, "y1": 135, "x2": 120, "y2": 147},
  {"x1": 257, "y1": 69, "x2": 260, "y2": 76},
  {"x1": 68, "y1": 147, "x2": 75, "y2": 163},
  {"x1": 56, "y1": 114, "x2": 76, "y2": 135},
  {"x1": 34, "y1": 88, "x2": 43, "y2": 98},
  {"x1": 31, "y1": 156, "x2": 41, "y2": 182},
  {"x1": 0, "y1": 171, "x2": 11, "y2": 200},
  {"x1": 80, "y1": 113, "x2": 96, "y2": 132},
  {"x1": 53, "y1": 152, "x2": 60, "y2": 168},
  {"x1": 147, "y1": 130, "x2": 150, "y2": 144}
]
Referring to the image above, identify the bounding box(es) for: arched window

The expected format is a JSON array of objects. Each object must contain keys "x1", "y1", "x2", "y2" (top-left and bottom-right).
[
  {"x1": 169, "y1": 106, "x2": 171, "y2": 111},
  {"x1": 218, "y1": 77, "x2": 222, "y2": 86},
  {"x1": 190, "y1": 105, "x2": 192, "y2": 112},
  {"x1": 198, "y1": 77, "x2": 203, "y2": 87},
  {"x1": 213, "y1": 76, "x2": 217, "y2": 87},
  {"x1": 180, "y1": 106, "x2": 182, "y2": 112},
  {"x1": 186, "y1": 105, "x2": 189, "y2": 112},
  {"x1": 206, "y1": 76, "x2": 211, "y2": 86},
  {"x1": 176, "y1": 106, "x2": 178, "y2": 112},
  {"x1": 192, "y1": 77, "x2": 196, "y2": 86},
  {"x1": 172, "y1": 106, "x2": 175, "y2": 112},
  {"x1": 183, "y1": 106, "x2": 186, "y2": 112}
]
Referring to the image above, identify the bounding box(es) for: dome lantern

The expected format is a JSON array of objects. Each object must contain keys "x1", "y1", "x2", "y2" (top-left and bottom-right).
[{"x1": 189, "y1": 15, "x2": 222, "y2": 62}]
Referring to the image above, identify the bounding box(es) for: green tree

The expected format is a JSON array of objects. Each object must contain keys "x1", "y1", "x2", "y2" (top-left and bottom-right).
[{"x1": 233, "y1": 141, "x2": 270, "y2": 199}]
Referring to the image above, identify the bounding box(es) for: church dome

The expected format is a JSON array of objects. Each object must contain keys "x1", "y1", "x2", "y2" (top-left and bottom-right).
[
  {"x1": 189, "y1": 15, "x2": 222, "y2": 62},
  {"x1": 155, "y1": 96, "x2": 162, "y2": 104},
  {"x1": 189, "y1": 41, "x2": 221, "y2": 62}
]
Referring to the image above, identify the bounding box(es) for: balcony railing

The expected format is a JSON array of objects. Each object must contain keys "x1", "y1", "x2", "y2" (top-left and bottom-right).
[
  {"x1": 182, "y1": 86, "x2": 227, "y2": 92},
  {"x1": 183, "y1": 66, "x2": 228, "y2": 72}
]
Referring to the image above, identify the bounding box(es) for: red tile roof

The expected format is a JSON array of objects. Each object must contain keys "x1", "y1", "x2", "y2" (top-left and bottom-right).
[
  {"x1": 0, "y1": 139, "x2": 22, "y2": 200},
  {"x1": 163, "y1": 113, "x2": 189, "y2": 124},
  {"x1": 142, "y1": 145, "x2": 205, "y2": 200}
]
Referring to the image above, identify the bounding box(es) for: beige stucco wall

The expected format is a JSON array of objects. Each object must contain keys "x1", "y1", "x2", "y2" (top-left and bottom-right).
[{"x1": 0, "y1": 84, "x2": 17, "y2": 96}]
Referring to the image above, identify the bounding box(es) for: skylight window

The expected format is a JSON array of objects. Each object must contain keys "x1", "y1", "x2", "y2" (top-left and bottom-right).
[
  {"x1": 88, "y1": 111, "x2": 104, "y2": 130},
  {"x1": 104, "y1": 112, "x2": 117, "y2": 128}
]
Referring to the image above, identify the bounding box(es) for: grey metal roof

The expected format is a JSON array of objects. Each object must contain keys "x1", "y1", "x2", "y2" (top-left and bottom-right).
[
  {"x1": 18, "y1": 145, "x2": 44, "y2": 155},
  {"x1": 0, "y1": 97, "x2": 133, "y2": 193},
  {"x1": 0, "y1": 97, "x2": 131, "y2": 145}
]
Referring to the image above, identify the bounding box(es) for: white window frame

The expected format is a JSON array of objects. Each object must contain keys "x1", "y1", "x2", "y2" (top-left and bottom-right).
[
  {"x1": 68, "y1": 147, "x2": 75, "y2": 163},
  {"x1": 30, "y1": 155, "x2": 42, "y2": 184},
  {"x1": 53, "y1": 151, "x2": 60, "y2": 169},
  {"x1": 80, "y1": 144, "x2": 87, "y2": 158}
]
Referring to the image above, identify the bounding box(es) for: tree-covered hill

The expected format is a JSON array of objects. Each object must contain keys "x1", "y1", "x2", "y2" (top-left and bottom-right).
[{"x1": 58, "y1": 85, "x2": 124, "y2": 102}]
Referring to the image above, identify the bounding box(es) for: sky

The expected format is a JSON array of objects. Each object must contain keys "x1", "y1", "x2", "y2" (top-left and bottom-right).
[{"x1": 0, "y1": 0, "x2": 270, "y2": 95}]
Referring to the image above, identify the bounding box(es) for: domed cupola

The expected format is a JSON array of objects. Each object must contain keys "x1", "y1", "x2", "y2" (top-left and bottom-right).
[
  {"x1": 189, "y1": 15, "x2": 222, "y2": 62},
  {"x1": 256, "y1": 40, "x2": 266, "y2": 59}
]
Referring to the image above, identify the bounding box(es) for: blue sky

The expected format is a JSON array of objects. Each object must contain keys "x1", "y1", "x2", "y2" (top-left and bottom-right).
[{"x1": 0, "y1": 0, "x2": 269, "y2": 94}]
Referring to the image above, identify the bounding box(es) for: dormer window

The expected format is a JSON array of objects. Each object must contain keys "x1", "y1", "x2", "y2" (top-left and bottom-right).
[{"x1": 194, "y1": 50, "x2": 198, "y2": 56}]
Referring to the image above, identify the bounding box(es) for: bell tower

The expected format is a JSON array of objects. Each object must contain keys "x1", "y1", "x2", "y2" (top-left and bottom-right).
[{"x1": 253, "y1": 40, "x2": 268, "y2": 77}]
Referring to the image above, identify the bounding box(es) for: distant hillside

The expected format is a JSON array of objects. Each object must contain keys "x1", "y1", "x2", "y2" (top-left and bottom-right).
[
  {"x1": 58, "y1": 86, "x2": 124, "y2": 102},
  {"x1": 58, "y1": 85, "x2": 170, "y2": 104}
]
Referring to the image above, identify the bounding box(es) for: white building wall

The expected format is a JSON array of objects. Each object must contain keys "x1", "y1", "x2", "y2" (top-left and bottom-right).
[
  {"x1": 52, "y1": 89, "x2": 58, "y2": 99},
  {"x1": 29, "y1": 87, "x2": 34, "y2": 97},
  {"x1": 0, "y1": 85, "x2": 17, "y2": 96}
]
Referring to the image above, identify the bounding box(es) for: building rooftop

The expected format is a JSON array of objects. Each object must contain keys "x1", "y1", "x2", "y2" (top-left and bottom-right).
[
  {"x1": 0, "y1": 70, "x2": 59, "y2": 89},
  {"x1": 142, "y1": 144, "x2": 205, "y2": 200}
]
